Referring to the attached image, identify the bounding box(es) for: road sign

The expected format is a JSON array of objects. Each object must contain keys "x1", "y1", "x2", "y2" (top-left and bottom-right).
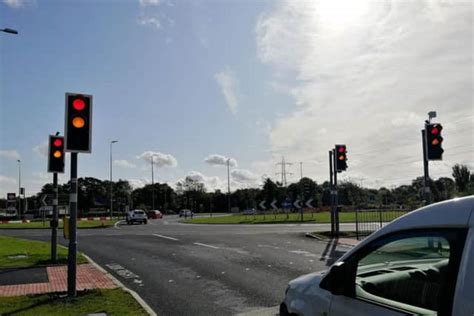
[
  {"x1": 305, "y1": 198, "x2": 314, "y2": 208},
  {"x1": 271, "y1": 200, "x2": 278, "y2": 210},
  {"x1": 7, "y1": 193, "x2": 16, "y2": 201},
  {"x1": 293, "y1": 199, "x2": 302, "y2": 209},
  {"x1": 41, "y1": 195, "x2": 48, "y2": 207},
  {"x1": 259, "y1": 201, "x2": 266, "y2": 210}
]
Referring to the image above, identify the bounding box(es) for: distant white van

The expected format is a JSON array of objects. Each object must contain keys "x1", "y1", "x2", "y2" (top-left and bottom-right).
[{"x1": 281, "y1": 196, "x2": 474, "y2": 316}]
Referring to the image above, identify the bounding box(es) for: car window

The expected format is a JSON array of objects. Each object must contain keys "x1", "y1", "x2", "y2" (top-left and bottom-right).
[{"x1": 353, "y1": 229, "x2": 466, "y2": 315}]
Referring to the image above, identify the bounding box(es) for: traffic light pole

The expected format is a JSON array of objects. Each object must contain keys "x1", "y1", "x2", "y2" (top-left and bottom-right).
[
  {"x1": 51, "y1": 172, "x2": 58, "y2": 263},
  {"x1": 421, "y1": 129, "x2": 431, "y2": 205},
  {"x1": 329, "y1": 150, "x2": 335, "y2": 235},
  {"x1": 333, "y1": 149, "x2": 340, "y2": 236},
  {"x1": 68, "y1": 153, "x2": 78, "y2": 297}
]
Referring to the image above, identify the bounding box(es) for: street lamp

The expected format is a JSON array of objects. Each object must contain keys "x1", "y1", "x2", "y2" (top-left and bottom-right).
[
  {"x1": 110, "y1": 140, "x2": 118, "y2": 219},
  {"x1": 1, "y1": 28, "x2": 18, "y2": 35},
  {"x1": 227, "y1": 158, "x2": 231, "y2": 213},
  {"x1": 17, "y1": 159, "x2": 21, "y2": 218},
  {"x1": 151, "y1": 155, "x2": 156, "y2": 211}
]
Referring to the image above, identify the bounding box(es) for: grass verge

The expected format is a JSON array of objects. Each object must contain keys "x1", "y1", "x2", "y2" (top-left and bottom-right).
[
  {"x1": 184, "y1": 211, "x2": 406, "y2": 224},
  {"x1": 0, "y1": 288, "x2": 148, "y2": 316},
  {"x1": 0, "y1": 235, "x2": 87, "y2": 268},
  {"x1": 0, "y1": 220, "x2": 116, "y2": 229}
]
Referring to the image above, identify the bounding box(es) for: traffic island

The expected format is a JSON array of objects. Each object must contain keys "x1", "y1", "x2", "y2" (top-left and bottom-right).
[{"x1": 0, "y1": 236, "x2": 151, "y2": 315}]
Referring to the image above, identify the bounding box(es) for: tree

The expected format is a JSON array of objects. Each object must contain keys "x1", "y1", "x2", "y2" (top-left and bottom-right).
[{"x1": 452, "y1": 164, "x2": 471, "y2": 193}]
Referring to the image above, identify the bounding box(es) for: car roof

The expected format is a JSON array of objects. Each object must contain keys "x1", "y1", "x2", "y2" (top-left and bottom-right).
[
  {"x1": 338, "y1": 196, "x2": 474, "y2": 264},
  {"x1": 365, "y1": 196, "x2": 474, "y2": 242}
]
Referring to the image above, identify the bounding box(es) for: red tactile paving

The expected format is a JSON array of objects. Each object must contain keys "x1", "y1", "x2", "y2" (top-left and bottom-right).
[{"x1": 0, "y1": 264, "x2": 117, "y2": 297}]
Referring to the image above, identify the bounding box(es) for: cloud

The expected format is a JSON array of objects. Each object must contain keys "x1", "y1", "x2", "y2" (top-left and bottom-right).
[
  {"x1": 0, "y1": 149, "x2": 20, "y2": 160},
  {"x1": 215, "y1": 68, "x2": 239, "y2": 115},
  {"x1": 231, "y1": 169, "x2": 259, "y2": 183},
  {"x1": 114, "y1": 160, "x2": 137, "y2": 169},
  {"x1": 136, "y1": 151, "x2": 177, "y2": 167},
  {"x1": 185, "y1": 171, "x2": 223, "y2": 192},
  {"x1": 128, "y1": 178, "x2": 150, "y2": 189},
  {"x1": 204, "y1": 154, "x2": 237, "y2": 167},
  {"x1": 0, "y1": 175, "x2": 16, "y2": 185},
  {"x1": 32, "y1": 142, "x2": 48, "y2": 158},
  {"x1": 255, "y1": 0, "x2": 473, "y2": 187},
  {"x1": 138, "y1": 16, "x2": 161, "y2": 29},
  {"x1": 3, "y1": 0, "x2": 26, "y2": 8},
  {"x1": 139, "y1": 0, "x2": 161, "y2": 6}
]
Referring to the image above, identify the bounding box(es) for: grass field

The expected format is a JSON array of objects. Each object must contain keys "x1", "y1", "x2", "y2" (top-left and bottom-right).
[
  {"x1": 0, "y1": 235, "x2": 87, "y2": 268},
  {"x1": 0, "y1": 288, "x2": 147, "y2": 316},
  {"x1": 184, "y1": 211, "x2": 406, "y2": 224},
  {"x1": 0, "y1": 219, "x2": 116, "y2": 229}
]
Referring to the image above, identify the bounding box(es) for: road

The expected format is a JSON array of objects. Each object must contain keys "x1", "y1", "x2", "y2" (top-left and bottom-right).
[{"x1": 0, "y1": 216, "x2": 354, "y2": 315}]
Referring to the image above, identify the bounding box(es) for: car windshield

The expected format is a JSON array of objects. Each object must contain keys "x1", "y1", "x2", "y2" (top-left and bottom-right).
[{"x1": 0, "y1": 0, "x2": 472, "y2": 315}]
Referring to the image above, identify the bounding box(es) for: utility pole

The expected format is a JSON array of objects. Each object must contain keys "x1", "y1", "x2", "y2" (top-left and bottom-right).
[
  {"x1": 227, "y1": 158, "x2": 231, "y2": 212},
  {"x1": 299, "y1": 162, "x2": 303, "y2": 179}
]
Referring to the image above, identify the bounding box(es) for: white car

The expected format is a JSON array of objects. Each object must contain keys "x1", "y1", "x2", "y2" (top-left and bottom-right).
[
  {"x1": 281, "y1": 196, "x2": 474, "y2": 316},
  {"x1": 126, "y1": 209, "x2": 148, "y2": 225}
]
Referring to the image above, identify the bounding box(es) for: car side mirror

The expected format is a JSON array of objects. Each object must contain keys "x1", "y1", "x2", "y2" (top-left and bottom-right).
[{"x1": 320, "y1": 261, "x2": 351, "y2": 296}]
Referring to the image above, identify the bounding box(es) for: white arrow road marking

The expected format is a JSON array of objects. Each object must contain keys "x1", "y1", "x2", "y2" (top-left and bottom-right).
[
  {"x1": 193, "y1": 242, "x2": 219, "y2": 249},
  {"x1": 153, "y1": 234, "x2": 179, "y2": 241}
]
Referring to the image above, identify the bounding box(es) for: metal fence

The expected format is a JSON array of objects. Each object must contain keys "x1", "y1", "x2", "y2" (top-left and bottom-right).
[{"x1": 355, "y1": 209, "x2": 408, "y2": 240}]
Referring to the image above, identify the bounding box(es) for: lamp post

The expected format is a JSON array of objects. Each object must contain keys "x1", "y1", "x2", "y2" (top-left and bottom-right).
[
  {"x1": 151, "y1": 155, "x2": 155, "y2": 211},
  {"x1": 227, "y1": 158, "x2": 231, "y2": 213},
  {"x1": 110, "y1": 140, "x2": 118, "y2": 219},
  {"x1": 17, "y1": 159, "x2": 21, "y2": 218}
]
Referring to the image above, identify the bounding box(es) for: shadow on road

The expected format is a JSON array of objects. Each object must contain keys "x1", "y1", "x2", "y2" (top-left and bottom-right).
[{"x1": 319, "y1": 238, "x2": 346, "y2": 266}]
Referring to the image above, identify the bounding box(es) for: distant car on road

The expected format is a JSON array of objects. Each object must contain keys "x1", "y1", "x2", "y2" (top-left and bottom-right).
[
  {"x1": 179, "y1": 209, "x2": 194, "y2": 218},
  {"x1": 126, "y1": 209, "x2": 148, "y2": 225},
  {"x1": 280, "y1": 196, "x2": 474, "y2": 316},
  {"x1": 147, "y1": 210, "x2": 163, "y2": 219},
  {"x1": 243, "y1": 208, "x2": 257, "y2": 215}
]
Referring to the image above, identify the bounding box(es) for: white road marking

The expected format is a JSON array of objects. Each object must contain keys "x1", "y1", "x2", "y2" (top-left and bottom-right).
[
  {"x1": 114, "y1": 220, "x2": 125, "y2": 229},
  {"x1": 153, "y1": 234, "x2": 179, "y2": 241},
  {"x1": 194, "y1": 242, "x2": 219, "y2": 249}
]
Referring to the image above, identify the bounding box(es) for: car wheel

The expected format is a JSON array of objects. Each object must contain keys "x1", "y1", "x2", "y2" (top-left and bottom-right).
[
  {"x1": 144, "y1": 219, "x2": 148, "y2": 224},
  {"x1": 279, "y1": 303, "x2": 292, "y2": 316}
]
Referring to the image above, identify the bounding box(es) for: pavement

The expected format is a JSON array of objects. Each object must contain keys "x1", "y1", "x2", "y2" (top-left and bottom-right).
[
  {"x1": 0, "y1": 264, "x2": 116, "y2": 297},
  {"x1": 0, "y1": 215, "x2": 358, "y2": 316}
]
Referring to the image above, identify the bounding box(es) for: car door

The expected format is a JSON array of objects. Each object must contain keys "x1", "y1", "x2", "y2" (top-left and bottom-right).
[{"x1": 329, "y1": 228, "x2": 467, "y2": 316}]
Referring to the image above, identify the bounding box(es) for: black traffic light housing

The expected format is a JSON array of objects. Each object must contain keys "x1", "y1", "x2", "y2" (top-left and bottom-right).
[
  {"x1": 65, "y1": 93, "x2": 92, "y2": 153},
  {"x1": 48, "y1": 135, "x2": 65, "y2": 173},
  {"x1": 335, "y1": 144, "x2": 347, "y2": 172},
  {"x1": 426, "y1": 123, "x2": 443, "y2": 160}
]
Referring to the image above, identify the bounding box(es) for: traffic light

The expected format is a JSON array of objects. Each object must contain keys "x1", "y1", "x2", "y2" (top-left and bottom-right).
[
  {"x1": 65, "y1": 93, "x2": 92, "y2": 153},
  {"x1": 426, "y1": 123, "x2": 443, "y2": 160},
  {"x1": 335, "y1": 144, "x2": 347, "y2": 172},
  {"x1": 48, "y1": 135, "x2": 65, "y2": 173}
]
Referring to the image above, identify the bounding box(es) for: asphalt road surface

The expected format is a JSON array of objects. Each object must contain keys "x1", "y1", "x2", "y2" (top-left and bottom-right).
[{"x1": 1, "y1": 216, "x2": 355, "y2": 316}]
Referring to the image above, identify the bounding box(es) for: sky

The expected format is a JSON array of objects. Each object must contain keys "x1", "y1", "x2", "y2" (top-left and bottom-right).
[{"x1": 0, "y1": 0, "x2": 473, "y2": 198}]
